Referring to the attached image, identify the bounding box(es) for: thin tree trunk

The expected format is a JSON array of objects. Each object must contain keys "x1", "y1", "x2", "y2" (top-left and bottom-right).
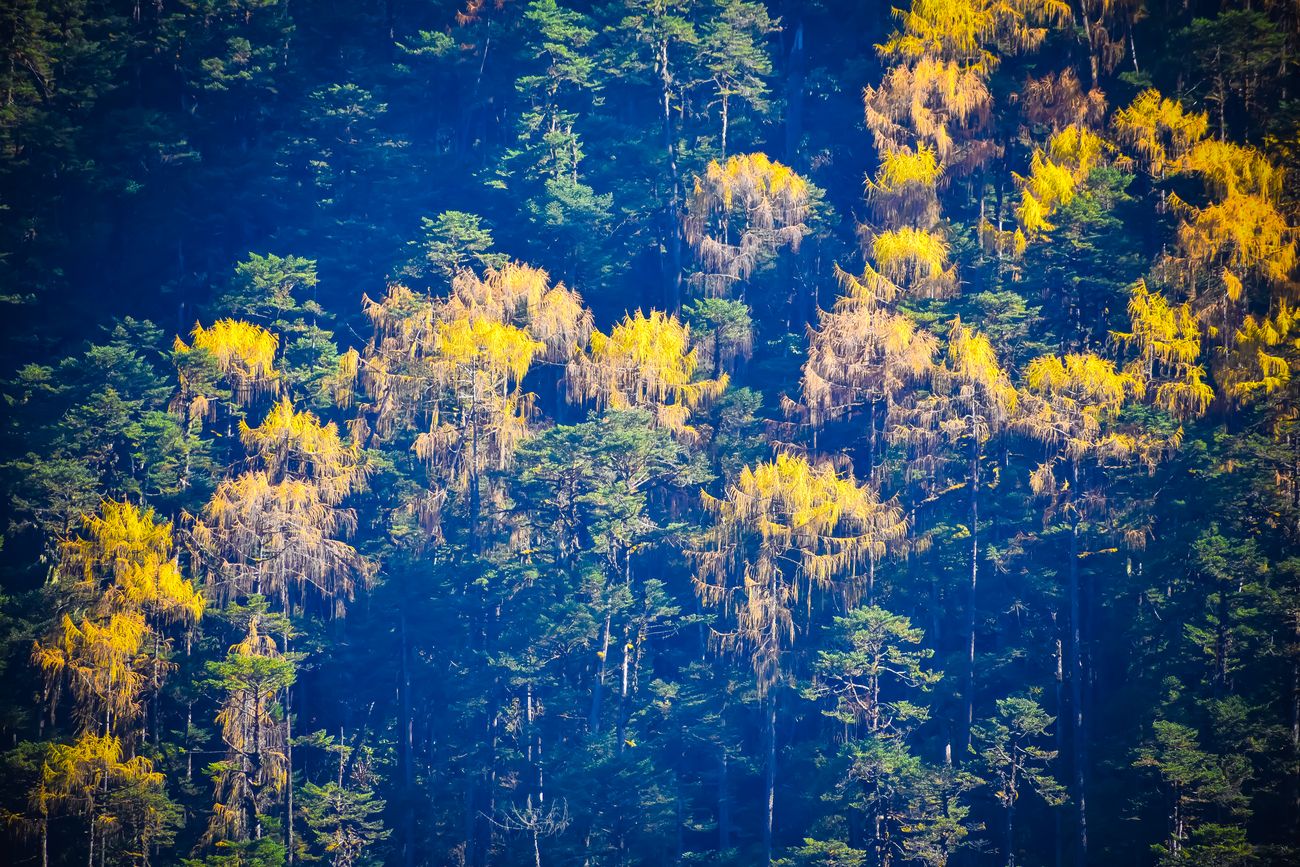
[{"x1": 763, "y1": 695, "x2": 776, "y2": 867}]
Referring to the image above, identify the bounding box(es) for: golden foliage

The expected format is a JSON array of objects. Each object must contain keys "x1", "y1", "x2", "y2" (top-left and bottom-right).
[
  {"x1": 685, "y1": 153, "x2": 811, "y2": 295},
  {"x1": 35, "y1": 502, "x2": 202, "y2": 736},
  {"x1": 357, "y1": 270, "x2": 585, "y2": 509},
  {"x1": 174, "y1": 319, "x2": 280, "y2": 408},
  {"x1": 1014, "y1": 125, "x2": 1105, "y2": 240},
  {"x1": 1216, "y1": 304, "x2": 1298, "y2": 404},
  {"x1": 881, "y1": 0, "x2": 1071, "y2": 73},
  {"x1": 865, "y1": 57, "x2": 992, "y2": 165},
  {"x1": 445, "y1": 261, "x2": 592, "y2": 361},
  {"x1": 192, "y1": 472, "x2": 367, "y2": 614},
  {"x1": 695, "y1": 453, "x2": 907, "y2": 693},
  {"x1": 1017, "y1": 352, "x2": 1152, "y2": 472},
  {"x1": 569, "y1": 310, "x2": 727, "y2": 437},
  {"x1": 1171, "y1": 191, "x2": 1296, "y2": 293},
  {"x1": 1112, "y1": 280, "x2": 1213, "y2": 419},
  {"x1": 870, "y1": 226, "x2": 957, "y2": 296},
  {"x1": 239, "y1": 399, "x2": 367, "y2": 505},
  {"x1": 802, "y1": 295, "x2": 938, "y2": 427},
  {"x1": 1113, "y1": 89, "x2": 1209, "y2": 176}
]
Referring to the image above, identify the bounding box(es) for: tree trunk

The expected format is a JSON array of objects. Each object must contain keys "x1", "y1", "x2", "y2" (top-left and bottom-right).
[
  {"x1": 1068, "y1": 464, "x2": 1088, "y2": 865},
  {"x1": 763, "y1": 695, "x2": 777, "y2": 867}
]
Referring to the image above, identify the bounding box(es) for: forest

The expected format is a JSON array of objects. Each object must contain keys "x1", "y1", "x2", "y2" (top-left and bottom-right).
[{"x1": 1, "y1": 0, "x2": 1298, "y2": 865}]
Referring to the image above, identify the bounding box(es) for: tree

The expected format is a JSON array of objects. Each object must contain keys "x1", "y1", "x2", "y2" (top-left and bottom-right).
[
  {"x1": 684, "y1": 153, "x2": 811, "y2": 297},
  {"x1": 569, "y1": 309, "x2": 726, "y2": 438},
  {"x1": 972, "y1": 696, "x2": 1066, "y2": 867},
  {"x1": 697, "y1": 0, "x2": 778, "y2": 157},
  {"x1": 206, "y1": 601, "x2": 300, "y2": 844},
  {"x1": 696, "y1": 453, "x2": 907, "y2": 864}
]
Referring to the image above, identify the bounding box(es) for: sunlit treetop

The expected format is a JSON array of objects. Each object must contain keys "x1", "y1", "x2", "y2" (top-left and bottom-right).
[
  {"x1": 1112, "y1": 280, "x2": 1212, "y2": 420},
  {"x1": 239, "y1": 399, "x2": 367, "y2": 505},
  {"x1": 880, "y1": 0, "x2": 1071, "y2": 73},
  {"x1": 869, "y1": 226, "x2": 957, "y2": 297},
  {"x1": 864, "y1": 57, "x2": 992, "y2": 164},
  {"x1": 1215, "y1": 303, "x2": 1298, "y2": 406},
  {"x1": 174, "y1": 319, "x2": 280, "y2": 408},
  {"x1": 1018, "y1": 352, "x2": 1150, "y2": 468},
  {"x1": 1113, "y1": 89, "x2": 1209, "y2": 176},
  {"x1": 59, "y1": 500, "x2": 204, "y2": 626},
  {"x1": 696, "y1": 452, "x2": 907, "y2": 693},
  {"x1": 446, "y1": 261, "x2": 592, "y2": 361},
  {"x1": 801, "y1": 293, "x2": 938, "y2": 427},
  {"x1": 570, "y1": 309, "x2": 727, "y2": 437},
  {"x1": 686, "y1": 153, "x2": 811, "y2": 294},
  {"x1": 1014, "y1": 124, "x2": 1106, "y2": 239}
]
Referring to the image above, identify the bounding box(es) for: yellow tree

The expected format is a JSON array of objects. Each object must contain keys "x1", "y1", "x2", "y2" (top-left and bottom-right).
[
  {"x1": 695, "y1": 453, "x2": 906, "y2": 865},
  {"x1": 40, "y1": 732, "x2": 172, "y2": 867},
  {"x1": 1112, "y1": 280, "x2": 1214, "y2": 420},
  {"x1": 568, "y1": 309, "x2": 727, "y2": 440},
  {"x1": 684, "y1": 153, "x2": 811, "y2": 297},
  {"x1": 1115, "y1": 90, "x2": 1297, "y2": 407},
  {"x1": 358, "y1": 265, "x2": 591, "y2": 536},
  {"x1": 1015, "y1": 351, "x2": 1148, "y2": 863},
  {"x1": 205, "y1": 604, "x2": 298, "y2": 844},
  {"x1": 35, "y1": 501, "x2": 204, "y2": 738},
  {"x1": 891, "y1": 320, "x2": 1017, "y2": 750},
  {"x1": 191, "y1": 400, "x2": 369, "y2": 615},
  {"x1": 799, "y1": 271, "x2": 938, "y2": 470},
  {"x1": 172, "y1": 319, "x2": 281, "y2": 429}
]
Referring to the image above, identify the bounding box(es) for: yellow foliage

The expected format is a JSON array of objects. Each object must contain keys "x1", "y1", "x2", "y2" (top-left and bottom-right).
[
  {"x1": 865, "y1": 57, "x2": 992, "y2": 163},
  {"x1": 570, "y1": 310, "x2": 727, "y2": 437},
  {"x1": 1113, "y1": 89, "x2": 1208, "y2": 176},
  {"x1": 193, "y1": 471, "x2": 369, "y2": 613},
  {"x1": 239, "y1": 399, "x2": 367, "y2": 505},
  {"x1": 1174, "y1": 191, "x2": 1296, "y2": 291},
  {"x1": 871, "y1": 227, "x2": 956, "y2": 296},
  {"x1": 868, "y1": 145, "x2": 943, "y2": 196},
  {"x1": 1180, "y1": 139, "x2": 1282, "y2": 202},
  {"x1": 1112, "y1": 281, "x2": 1211, "y2": 419},
  {"x1": 174, "y1": 319, "x2": 280, "y2": 406},
  {"x1": 686, "y1": 153, "x2": 811, "y2": 294},
  {"x1": 802, "y1": 298, "x2": 937, "y2": 427},
  {"x1": 695, "y1": 453, "x2": 907, "y2": 693},
  {"x1": 1014, "y1": 126, "x2": 1104, "y2": 241},
  {"x1": 881, "y1": 0, "x2": 1071, "y2": 73},
  {"x1": 1216, "y1": 304, "x2": 1299, "y2": 404},
  {"x1": 36, "y1": 501, "x2": 203, "y2": 736}
]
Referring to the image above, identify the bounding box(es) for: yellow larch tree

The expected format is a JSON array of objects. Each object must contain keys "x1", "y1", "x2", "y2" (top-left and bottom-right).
[
  {"x1": 569, "y1": 309, "x2": 727, "y2": 439},
  {"x1": 890, "y1": 320, "x2": 1016, "y2": 750},
  {"x1": 1015, "y1": 350, "x2": 1152, "y2": 862},
  {"x1": 206, "y1": 606, "x2": 297, "y2": 844},
  {"x1": 684, "y1": 153, "x2": 811, "y2": 296},
  {"x1": 694, "y1": 452, "x2": 907, "y2": 864},
  {"x1": 35, "y1": 501, "x2": 203, "y2": 738},
  {"x1": 357, "y1": 265, "x2": 592, "y2": 535},
  {"x1": 172, "y1": 319, "x2": 281, "y2": 427},
  {"x1": 1112, "y1": 280, "x2": 1214, "y2": 420},
  {"x1": 39, "y1": 732, "x2": 171, "y2": 867},
  {"x1": 799, "y1": 272, "x2": 938, "y2": 469},
  {"x1": 191, "y1": 400, "x2": 369, "y2": 616}
]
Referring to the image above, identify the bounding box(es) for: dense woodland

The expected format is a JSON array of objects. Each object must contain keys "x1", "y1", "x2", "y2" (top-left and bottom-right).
[{"x1": 2, "y1": 1, "x2": 1299, "y2": 865}]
